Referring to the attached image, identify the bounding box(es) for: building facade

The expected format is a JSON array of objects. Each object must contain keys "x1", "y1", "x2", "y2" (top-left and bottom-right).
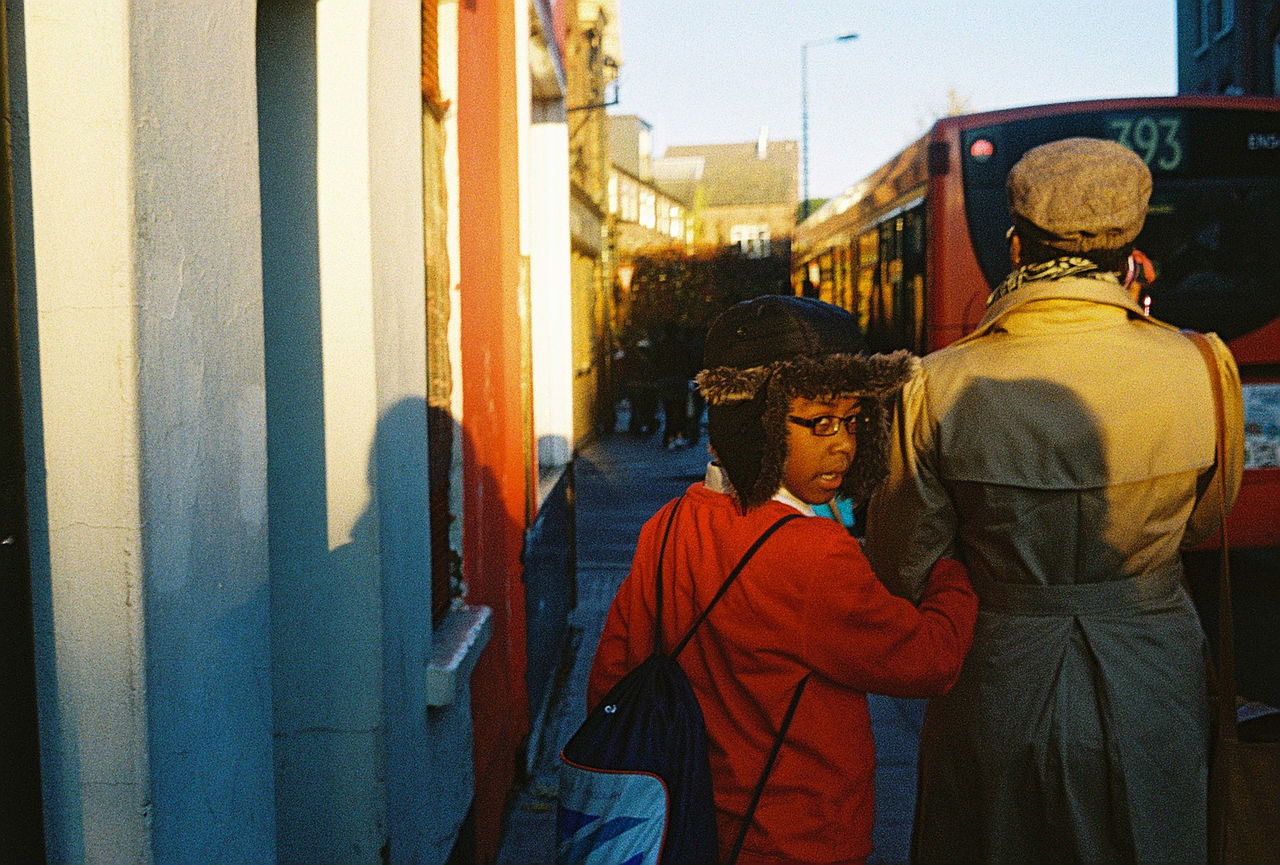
[
  {"x1": 1178, "y1": 0, "x2": 1280, "y2": 95},
  {"x1": 654, "y1": 131, "x2": 799, "y2": 256},
  {"x1": 3, "y1": 1, "x2": 603, "y2": 862},
  {"x1": 564, "y1": 0, "x2": 620, "y2": 441},
  {"x1": 605, "y1": 117, "x2": 798, "y2": 344}
]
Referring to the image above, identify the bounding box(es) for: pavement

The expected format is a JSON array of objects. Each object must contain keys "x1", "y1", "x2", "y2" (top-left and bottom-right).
[{"x1": 495, "y1": 412, "x2": 926, "y2": 865}]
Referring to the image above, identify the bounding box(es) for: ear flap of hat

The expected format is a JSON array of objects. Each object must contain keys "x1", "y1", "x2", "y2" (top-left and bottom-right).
[
  {"x1": 707, "y1": 390, "x2": 770, "y2": 508},
  {"x1": 839, "y1": 350, "x2": 919, "y2": 503}
]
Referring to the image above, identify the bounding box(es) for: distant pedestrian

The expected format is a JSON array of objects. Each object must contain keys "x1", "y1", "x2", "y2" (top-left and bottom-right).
[
  {"x1": 865, "y1": 137, "x2": 1245, "y2": 864},
  {"x1": 682, "y1": 324, "x2": 707, "y2": 446},
  {"x1": 589, "y1": 296, "x2": 977, "y2": 865},
  {"x1": 617, "y1": 336, "x2": 658, "y2": 436},
  {"x1": 650, "y1": 323, "x2": 692, "y2": 449}
]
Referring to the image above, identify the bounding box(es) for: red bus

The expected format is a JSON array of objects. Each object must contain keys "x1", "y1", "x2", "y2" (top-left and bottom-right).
[{"x1": 792, "y1": 95, "x2": 1280, "y2": 548}]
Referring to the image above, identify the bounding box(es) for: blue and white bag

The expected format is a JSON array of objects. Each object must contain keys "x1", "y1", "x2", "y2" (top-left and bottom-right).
[{"x1": 557, "y1": 499, "x2": 804, "y2": 865}]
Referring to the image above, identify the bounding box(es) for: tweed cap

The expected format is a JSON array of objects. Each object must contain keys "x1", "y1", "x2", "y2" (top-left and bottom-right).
[{"x1": 1007, "y1": 137, "x2": 1152, "y2": 253}]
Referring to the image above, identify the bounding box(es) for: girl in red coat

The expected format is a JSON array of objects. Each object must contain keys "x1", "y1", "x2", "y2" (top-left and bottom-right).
[{"x1": 588, "y1": 296, "x2": 977, "y2": 865}]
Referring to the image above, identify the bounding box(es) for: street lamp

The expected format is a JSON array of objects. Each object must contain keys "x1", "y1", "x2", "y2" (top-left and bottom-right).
[{"x1": 801, "y1": 31, "x2": 858, "y2": 221}]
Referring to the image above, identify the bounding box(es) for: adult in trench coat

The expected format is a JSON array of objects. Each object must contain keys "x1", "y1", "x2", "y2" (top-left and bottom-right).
[{"x1": 864, "y1": 138, "x2": 1245, "y2": 864}]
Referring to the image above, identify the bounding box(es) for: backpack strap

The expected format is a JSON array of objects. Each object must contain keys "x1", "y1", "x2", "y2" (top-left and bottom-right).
[
  {"x1": 652, "y1": 494, "x2": 685, "y2": 654},
  {"x1": 654, "y1": 506, "x2": 807, "y2": 865},
  {"x1": 726, "y1": 672, "x2": 812, "y2": 865},
  {"x1": 670, "y1": 512, "x2": 802, "y2": 659}
]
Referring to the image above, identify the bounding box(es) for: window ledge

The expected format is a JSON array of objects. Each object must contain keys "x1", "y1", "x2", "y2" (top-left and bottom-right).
[
  {"x1": 537, "y1": 461, "x2": 569, "y2": 508},
  {"x1": 426, "y1": 603, "x2": 492, "y2": 707}
]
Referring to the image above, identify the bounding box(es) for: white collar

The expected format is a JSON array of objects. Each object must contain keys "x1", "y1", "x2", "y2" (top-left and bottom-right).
[
  {"x1": 702, "y1": 462, "x2": 814, "y2": 516},
  {"x1": 771, "y1": 486, "x2": 815, "y2": 516},
  {"x1": 703, "y1": 462, "x2": 731, "y2": 494}
]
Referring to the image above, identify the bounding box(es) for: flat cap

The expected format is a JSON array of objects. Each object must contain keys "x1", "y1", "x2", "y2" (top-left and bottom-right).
[{"x1": 1007, "y1": 137, "x2": 1152, "y2": 254}]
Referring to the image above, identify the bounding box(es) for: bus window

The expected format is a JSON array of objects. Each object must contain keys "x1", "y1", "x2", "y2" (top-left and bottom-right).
[
  {"x1": 834, "y1": 244, "x2": 853, "y2": 312},
  {"x1": 872, "y1": 222, "x2": 897, "y2": 351},
  {"x1": 870, "y1": 214, "x2": 925, "y2": 353},
  {"x1": 817, "y1": 251, "x2": 834, "y2": 305},
  {"x1": 904, "y1": 206, "x2": 927, "y2": 353},
  {"x1": 1139, "y1": 179, "x2": 1280, "y2": 342},
  {"x1": 856, "y1": 230, "x2": 877, "y2": 337}
]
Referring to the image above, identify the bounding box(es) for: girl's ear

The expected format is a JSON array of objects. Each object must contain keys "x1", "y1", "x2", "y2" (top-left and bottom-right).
[{"x1": 1008, "y1": 232, "x2": 1022, "y2": 268}]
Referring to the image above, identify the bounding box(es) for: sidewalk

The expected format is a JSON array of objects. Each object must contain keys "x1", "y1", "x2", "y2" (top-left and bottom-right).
[{"x1": 496, "y1": 425, "x2": 926, "y2": 865}]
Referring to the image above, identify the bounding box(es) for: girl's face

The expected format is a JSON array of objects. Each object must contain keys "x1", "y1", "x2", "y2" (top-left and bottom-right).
[{"x1": 781, "y1": 394, "x2": 860, "y2": 506}]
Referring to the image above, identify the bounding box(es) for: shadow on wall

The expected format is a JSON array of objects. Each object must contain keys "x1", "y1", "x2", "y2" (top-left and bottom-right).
[
  {"x1": 525, "y1": 438, "x2": 576, "y2": 743},
  {"x1": 259, "y1": 3, "x2": 482, "y2": 858},
  {"x1": 6, "y1": 4, "x2": 66, "y2": 860}
]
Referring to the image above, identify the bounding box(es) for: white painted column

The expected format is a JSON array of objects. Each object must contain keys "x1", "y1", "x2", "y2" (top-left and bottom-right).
[
  {"x1": 527, "y1": 113, "x2": 574, "y2": 472},
  {"x1": 263, "y1": 0, "x2": 438, "y2": 861},
  {"x1": 21, "y1": 1, "x2": 274, "y2": 862},
  {"x1": 23, "y1": 5, "x2": 150, "y2": 858},
  {"x1": 264, "y1": 1, "x2": 388, "y2": 860},
  {"x1": 365, "y1": 0, "x2": 436, "y2": 860}
]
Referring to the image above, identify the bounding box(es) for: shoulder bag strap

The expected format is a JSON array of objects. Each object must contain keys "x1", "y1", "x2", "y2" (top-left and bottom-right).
[
  {"x1": 652, "y1": 494, "x2": 685, "y2": 654},
  {"x1": 1185, "y1": 330, "x2": 1236, "y2": 741},
  {"x1": 670, "y1": 512, "x2": 803, "y2": 658}
]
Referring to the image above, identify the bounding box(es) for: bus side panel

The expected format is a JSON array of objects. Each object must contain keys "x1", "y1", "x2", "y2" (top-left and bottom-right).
[
  {"x1": 925, "y1": 135, "x2": 991, "y2": 353},
  {"x1": 1229, "y1": 318, "x2": 1280, "y2": 368},
  {"x1": 1225, "y1": 470, "x2": 1280, "y2": 548}
]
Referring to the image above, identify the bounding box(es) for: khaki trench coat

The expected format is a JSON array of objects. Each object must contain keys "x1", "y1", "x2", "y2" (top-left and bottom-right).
[{"x1": 865, "y1": 274, "x2": 1244, "y2": 864}]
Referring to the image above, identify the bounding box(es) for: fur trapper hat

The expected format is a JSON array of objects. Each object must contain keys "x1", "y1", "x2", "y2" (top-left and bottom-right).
[{"x1": 695, "y1": 295, "x2": 917, "y2": 509}]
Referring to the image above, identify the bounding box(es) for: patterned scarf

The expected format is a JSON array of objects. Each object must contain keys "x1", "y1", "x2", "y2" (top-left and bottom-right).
[{"x1": 987, "y1": 256, "x2": 1120, "y2": 307}]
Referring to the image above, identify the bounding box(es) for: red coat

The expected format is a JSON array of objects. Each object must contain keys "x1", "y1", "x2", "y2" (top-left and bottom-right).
[{"x1": 588, "y1": 483, "x2": 977, "y2": 865}]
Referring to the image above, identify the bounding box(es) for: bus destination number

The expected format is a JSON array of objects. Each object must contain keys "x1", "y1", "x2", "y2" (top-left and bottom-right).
[
  {"x1": 1106, "y1": 116, "x2": 1184, "y2": 171},
  {"x1": 1248, "y1": 133, "x2": 1280, "y2": 150}
]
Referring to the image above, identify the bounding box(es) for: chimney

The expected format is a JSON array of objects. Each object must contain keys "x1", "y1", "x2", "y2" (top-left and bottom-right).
[{"x1": 757, "y1": 126, "x2": 768, "y2": 159}]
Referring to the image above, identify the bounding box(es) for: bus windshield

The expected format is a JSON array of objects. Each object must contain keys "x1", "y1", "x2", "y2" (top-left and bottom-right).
[
  {"x1": 960, "y1": 106, "x2": 1280, "y2": 342},
  {"x1": 1139, "y1": 178, "x2": 1280, "y2": 341}
]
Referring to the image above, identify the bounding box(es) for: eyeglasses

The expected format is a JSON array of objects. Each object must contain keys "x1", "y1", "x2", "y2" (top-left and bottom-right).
[{"x1": 786, "y1": 412, "x2": 870, "y2": 437}]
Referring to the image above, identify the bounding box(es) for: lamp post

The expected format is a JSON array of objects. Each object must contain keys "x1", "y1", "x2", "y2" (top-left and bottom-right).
[{"x1": 801, "y1": 31, "x2": 858, "y2": 221}]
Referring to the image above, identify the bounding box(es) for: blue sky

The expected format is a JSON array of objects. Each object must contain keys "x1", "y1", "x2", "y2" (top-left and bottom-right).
[{"x1": 610, "y1": 0, "x2": 1179, "y2": 201}]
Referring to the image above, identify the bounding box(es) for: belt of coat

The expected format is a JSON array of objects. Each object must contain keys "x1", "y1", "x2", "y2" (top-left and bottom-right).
[{"x1": 971, "y1": 564, "x2": 1184, "y2": 616}]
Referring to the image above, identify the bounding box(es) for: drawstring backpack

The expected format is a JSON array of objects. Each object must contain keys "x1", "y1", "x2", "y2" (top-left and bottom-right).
[{"x1": 557, "y1": 496, "x2": 808, "y2": 864}]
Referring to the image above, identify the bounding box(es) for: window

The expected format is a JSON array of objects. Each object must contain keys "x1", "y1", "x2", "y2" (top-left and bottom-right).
[
  {"x1": 668, "y1": 205, "x2": 684, "y2": 239},
  {"x1": 814, "y1": 251, "x2": 834, "y2": 304},
  {"x1": 1196, "y1": 0, "x2": 1221, "y2": 50},
  {"x1": 868, "y1": 211, "x2": 926, "y2": 354},
  {"x1": 639, "y1": 188, "x2": 656, "y2": 229},
  {"x1": 730, "y1": 224, "x2": 771, "y2": 258},
  {"x1": 620, "y1": 178, "x2": 638, "y2": 223},
  {"x1": 855, "y1": 230, "x2": 878, "y2": 334},
  {"x1": 1274, "y1": 33, "x2": 1280, "y2": 96}
]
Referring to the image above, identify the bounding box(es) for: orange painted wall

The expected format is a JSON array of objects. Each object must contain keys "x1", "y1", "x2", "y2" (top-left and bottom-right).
[{"x1": 457, "y1": 0, "x2": 530, "y2": 859}]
